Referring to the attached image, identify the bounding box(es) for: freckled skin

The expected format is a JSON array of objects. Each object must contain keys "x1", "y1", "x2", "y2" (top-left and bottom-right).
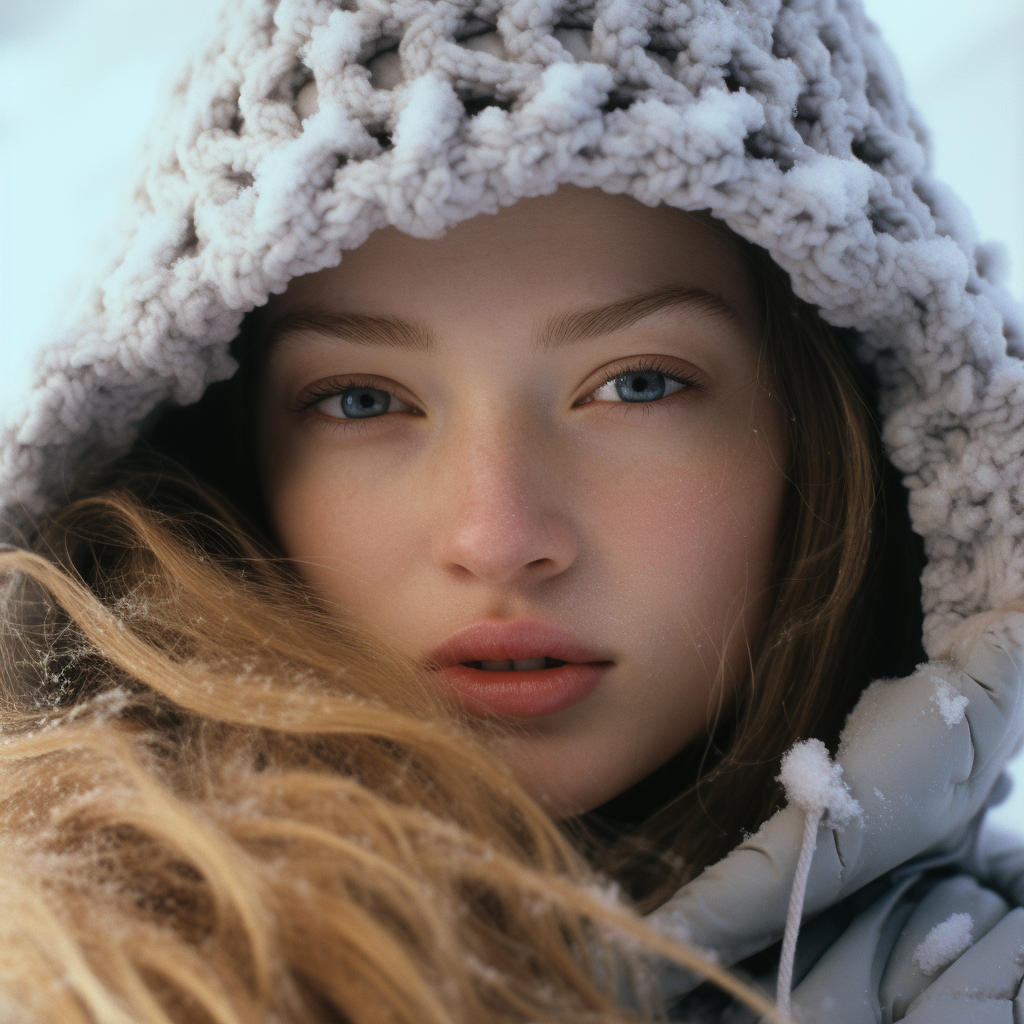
[{"x1": 257, "y1": 186, "x2": 790, "y2": 816}]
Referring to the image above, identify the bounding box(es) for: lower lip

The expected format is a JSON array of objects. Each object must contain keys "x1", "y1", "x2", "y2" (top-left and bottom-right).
[{"x1": 434, "y1": 662, "x2": 611, "y2": 718}]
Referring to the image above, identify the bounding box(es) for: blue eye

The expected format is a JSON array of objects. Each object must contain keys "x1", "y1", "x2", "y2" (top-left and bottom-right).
[
  {"x1": 615, "y1": 372, "x2": 666, "y2": 402},
  {"x1": 340, "y1": 386, "x2": 391, "y2": 418},
  {"x1": 308, "y1": 382, "x2": 414, "y2": 422},
  {"x1": 592, "y1": 369, "x2": 685, "y2": 404}
]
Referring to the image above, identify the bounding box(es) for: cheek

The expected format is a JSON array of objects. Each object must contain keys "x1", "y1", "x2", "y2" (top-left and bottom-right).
[
  {"x1": 262, "y1": 440, "x2": 420, "y2": 604},
  {"x1": 579, "y1": 433, "x2": 786, "y2": 628}
]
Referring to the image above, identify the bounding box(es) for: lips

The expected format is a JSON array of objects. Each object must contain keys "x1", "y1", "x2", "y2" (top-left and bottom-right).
[{"x1": 427, "y1": 620, "x2": 612, "y2": 718}]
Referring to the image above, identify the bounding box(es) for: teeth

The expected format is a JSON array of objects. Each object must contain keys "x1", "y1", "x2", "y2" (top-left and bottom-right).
[
  {"x1": 512, "y1": 657, "x2": 546, "y2": 671},
  {"x1": 476, "y1": 657, "x2": 549, "y2": 672}
]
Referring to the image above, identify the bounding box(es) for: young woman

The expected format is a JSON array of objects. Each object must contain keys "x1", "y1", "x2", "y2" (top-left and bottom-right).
[{"x1": 1, "y1": 1, "x2": 1023, "y2": 1022}]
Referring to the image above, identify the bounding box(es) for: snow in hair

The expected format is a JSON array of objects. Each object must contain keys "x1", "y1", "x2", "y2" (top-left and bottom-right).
[{"x1": 1, "y1": 0, "x2": 1023, "y2": 661}]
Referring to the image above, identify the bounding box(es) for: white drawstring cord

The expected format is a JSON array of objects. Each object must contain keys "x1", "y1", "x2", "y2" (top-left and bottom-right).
[
  {"x1": 775, "y1": 805, "x2": 823, "y2": 1018},
  {"x1": 771, "y1": 739, "x2": 863, "y2": 1020}
]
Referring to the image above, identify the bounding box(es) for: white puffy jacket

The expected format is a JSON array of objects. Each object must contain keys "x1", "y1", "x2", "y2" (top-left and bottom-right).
[{"x1": 652, "y1": 610, "x2": 1024, "y2": 1021}]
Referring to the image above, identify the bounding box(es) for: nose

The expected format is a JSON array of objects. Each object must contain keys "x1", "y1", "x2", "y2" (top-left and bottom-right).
[{"x1": 430, "y1": 420, "x2": 578, "y2": 588}]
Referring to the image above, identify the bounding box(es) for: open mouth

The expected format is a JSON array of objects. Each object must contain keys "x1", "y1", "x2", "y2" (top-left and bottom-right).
[
  {"x1": 428, "y1": 620, "x2": 612, "y2": 718},
  {"x1": 437, "y1": 659, "x2": 608, "y2": 718}
]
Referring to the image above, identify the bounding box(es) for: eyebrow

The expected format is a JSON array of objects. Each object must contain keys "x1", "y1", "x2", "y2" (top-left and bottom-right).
[
  {"x1": 536, "y1": 287, "x2": 742, "y2": 350},
  {"x1": 265, "y1": 287, "x2": 740, "y2": 353},
  {"x1": 266, "y1": 311, "x2": 433, "y2": 351}
]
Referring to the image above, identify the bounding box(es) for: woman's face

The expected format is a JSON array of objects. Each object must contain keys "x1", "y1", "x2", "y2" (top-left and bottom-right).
[{"x1": 257, "y1": 187, "x2": 789, "y2": 816}]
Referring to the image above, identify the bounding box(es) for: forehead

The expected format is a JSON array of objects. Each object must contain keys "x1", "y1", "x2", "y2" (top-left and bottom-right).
[{"x1": 266, "y1": 186, "x2": 761, "y2": 335}]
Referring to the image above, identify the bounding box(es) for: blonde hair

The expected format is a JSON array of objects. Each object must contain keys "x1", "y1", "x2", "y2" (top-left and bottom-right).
[{"x1": 0, "y1": 477, "x2": 779, "y2": 1023}]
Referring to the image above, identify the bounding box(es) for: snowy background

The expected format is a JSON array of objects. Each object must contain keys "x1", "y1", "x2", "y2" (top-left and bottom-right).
[{"x1": 1, "y1": 2, "x2": 1022, "y2": 836}]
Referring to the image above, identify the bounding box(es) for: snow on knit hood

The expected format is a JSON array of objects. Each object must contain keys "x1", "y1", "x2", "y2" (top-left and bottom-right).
[{"x1": 1, "y1": 0, "x2": 1023, "y2": 658}]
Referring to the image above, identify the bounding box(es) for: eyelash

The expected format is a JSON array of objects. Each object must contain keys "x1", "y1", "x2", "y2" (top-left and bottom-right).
[
  {"x1": 297, "y1": 358, "x2": 702, "y2": 421},
  {"x1": 578, "y1": 356, "x2": 702, "y2": 407},
  {"x1": 297, "y1": 376, "x2": 405, "y2": 412}
]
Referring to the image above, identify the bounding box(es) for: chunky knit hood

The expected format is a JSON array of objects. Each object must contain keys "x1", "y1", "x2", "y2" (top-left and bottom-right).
[{"x1": 1, "y1": 0, "x2": 1022, "y2": 657}]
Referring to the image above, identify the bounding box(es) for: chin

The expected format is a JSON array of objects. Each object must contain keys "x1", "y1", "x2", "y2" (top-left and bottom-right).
[{"x1": 486, "y1": 732, "x2": 638, "y2": 819}]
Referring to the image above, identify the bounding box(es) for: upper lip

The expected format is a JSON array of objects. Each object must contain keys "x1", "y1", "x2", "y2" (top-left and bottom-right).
[{"x1": 427, "y1": 620, "x2": 611, "y2": 668}]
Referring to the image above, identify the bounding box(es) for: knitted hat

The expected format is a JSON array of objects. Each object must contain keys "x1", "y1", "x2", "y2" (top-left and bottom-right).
[{"x1": 2, "y1": 0, "x2": 1021, "y2": 655}]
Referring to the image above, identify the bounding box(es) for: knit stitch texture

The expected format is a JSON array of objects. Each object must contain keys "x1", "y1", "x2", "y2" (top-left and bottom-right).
[{"x1": 2, "y1": 0, "x2": 1022, "y2": 654}]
